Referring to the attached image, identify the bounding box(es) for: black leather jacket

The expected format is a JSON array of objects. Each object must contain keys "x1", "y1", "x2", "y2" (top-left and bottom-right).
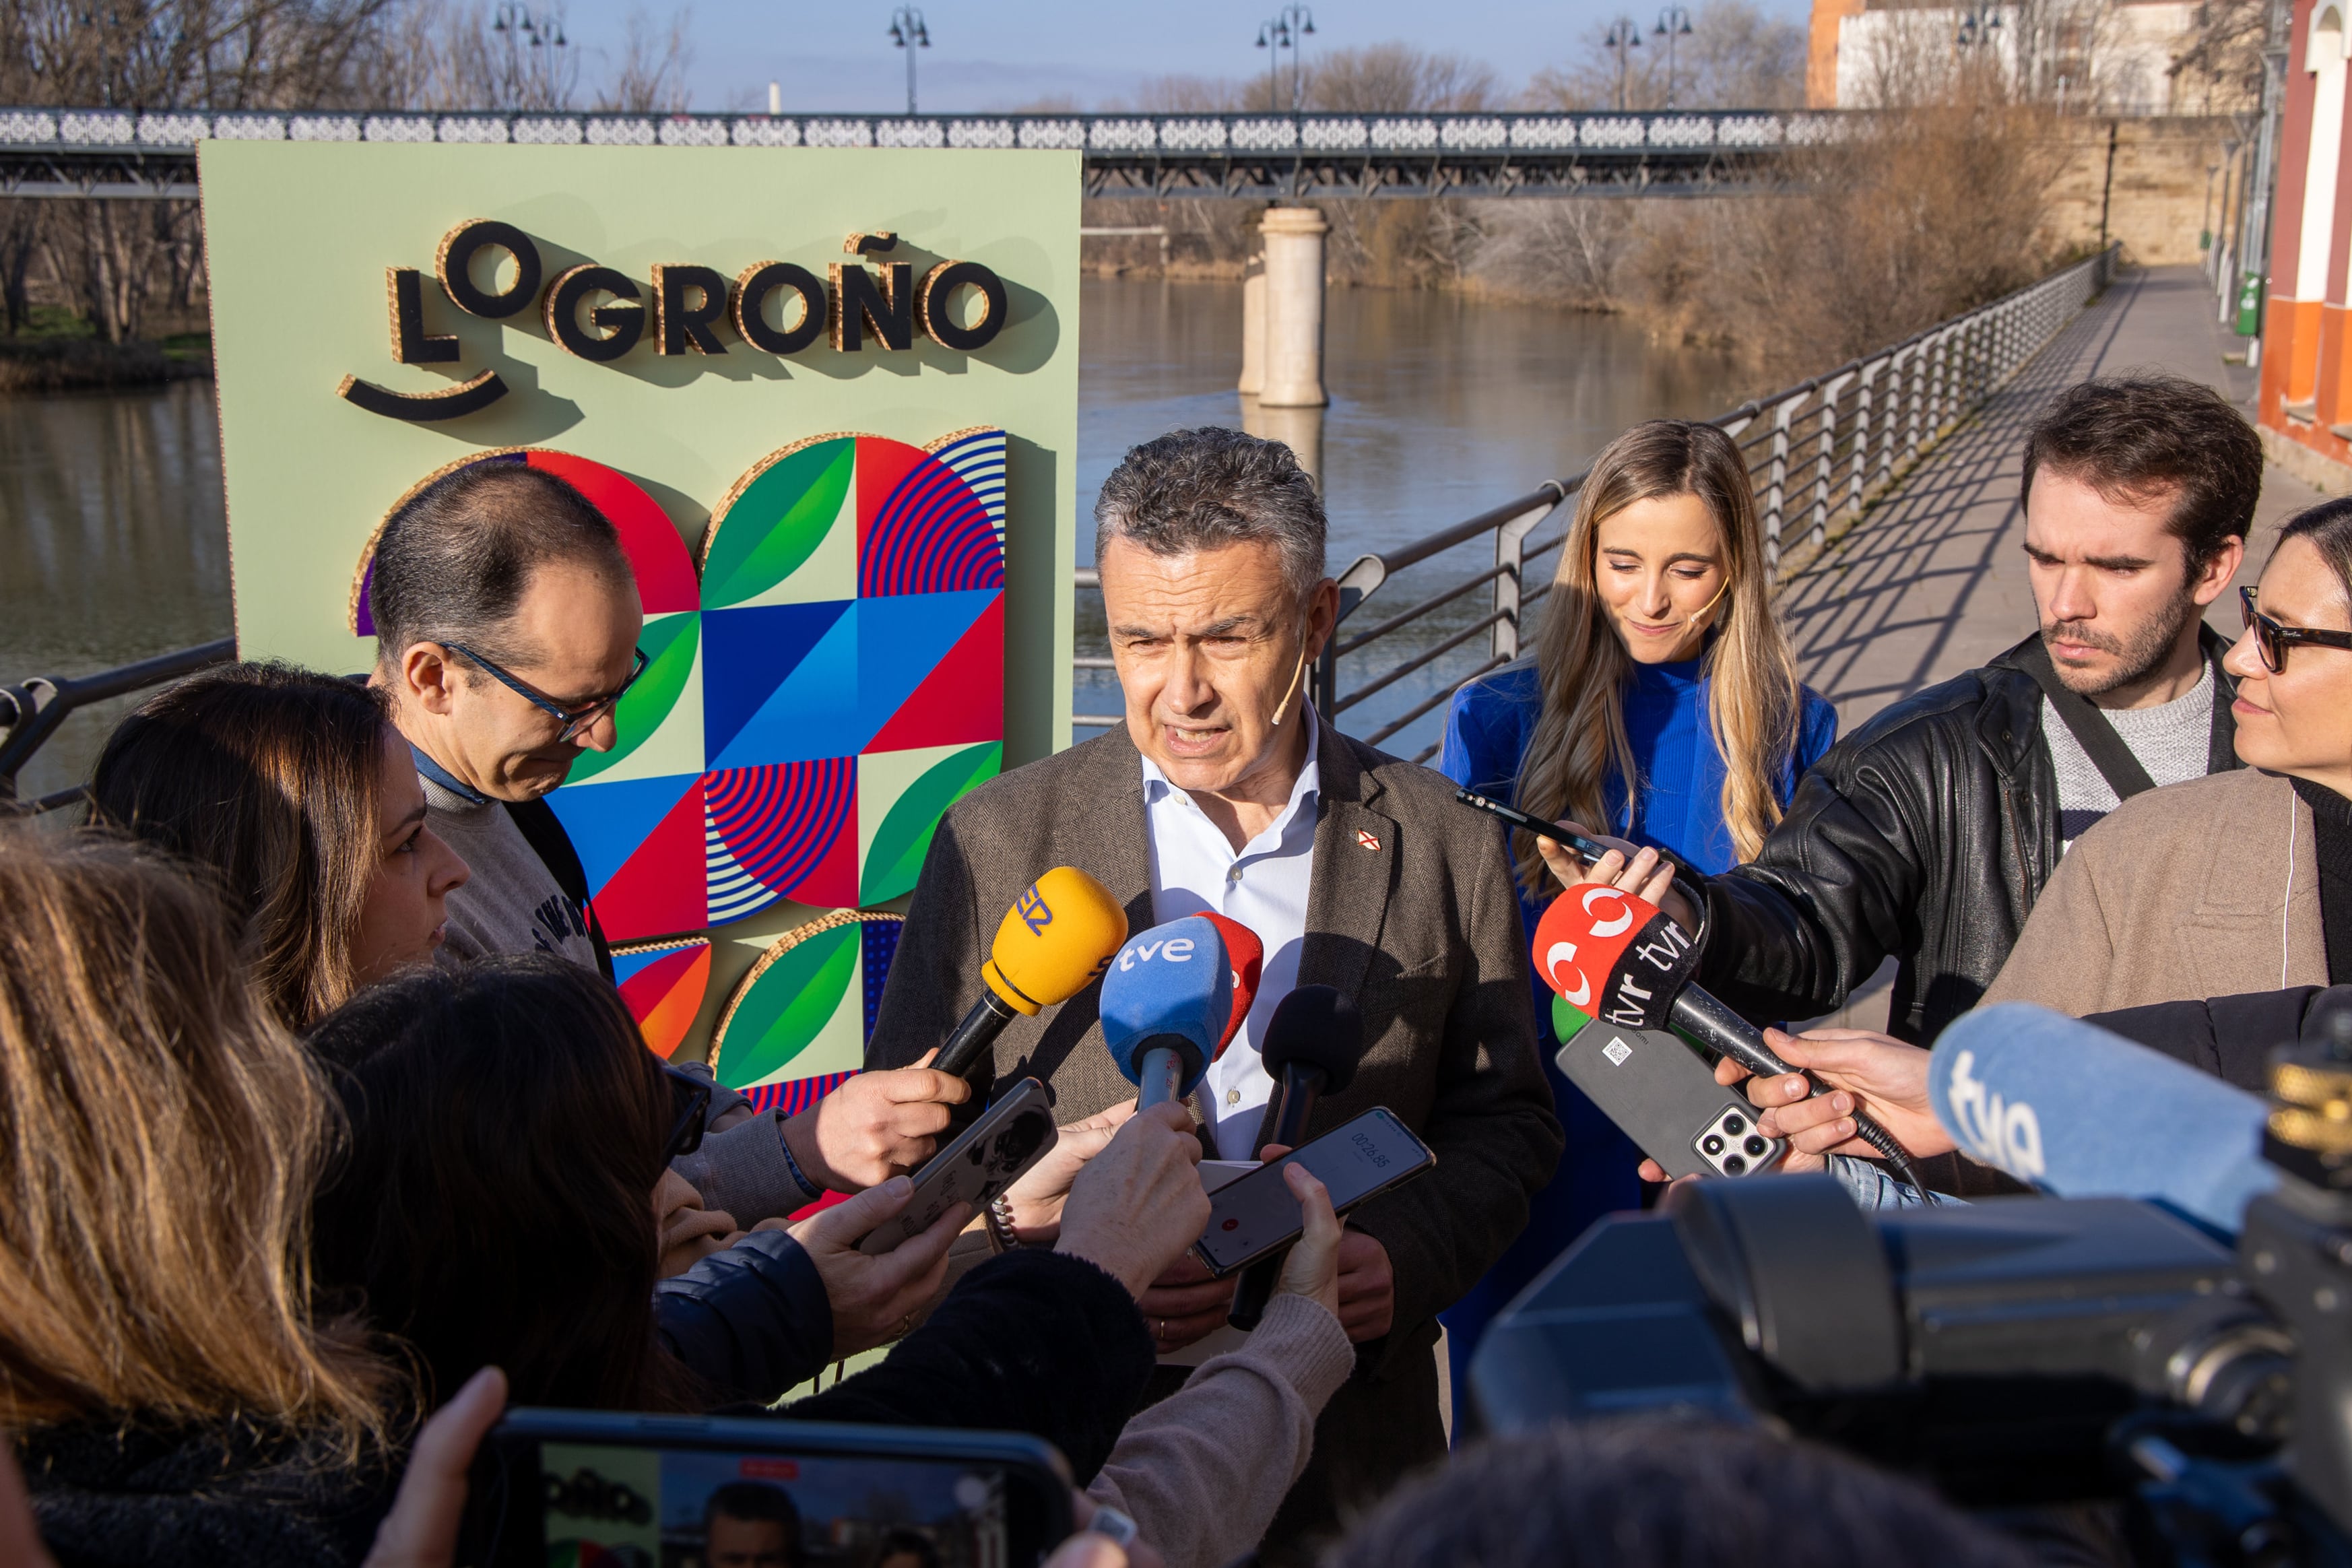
[{"x1": 1695, "y1": 628, "x2": 2240, "y2": 1045}]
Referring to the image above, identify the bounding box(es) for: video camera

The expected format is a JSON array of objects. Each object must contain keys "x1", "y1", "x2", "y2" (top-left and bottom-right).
[{"x1": 1465, "y1": 1035, "x2": 2352, "y2": 1565}]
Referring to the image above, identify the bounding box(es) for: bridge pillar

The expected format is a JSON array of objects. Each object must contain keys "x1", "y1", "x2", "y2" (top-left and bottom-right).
[
  {"x1": 1244, "y1": 401, "x2": 1324, "y2": 492},
  {"x1": 1239, "y1": 251, "x2": 1266, "y2": 396},
  {"x1": 1258, "y1": 205, "x2": 1328, "y2": 408}
]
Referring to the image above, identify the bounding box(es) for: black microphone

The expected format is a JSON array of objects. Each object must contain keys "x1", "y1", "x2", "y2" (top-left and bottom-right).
[{"x1": 1228, "y1": 986, "x2": 1362, "y2": 1332}]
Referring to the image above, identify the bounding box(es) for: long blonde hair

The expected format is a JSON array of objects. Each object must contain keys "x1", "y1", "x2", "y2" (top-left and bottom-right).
[
  {"x1": 1510, "y1": 420, "x2": 1801, "y2": 893},
  {"x1": 0, "y1": 829, "x2": 394, "y2": 1453}
]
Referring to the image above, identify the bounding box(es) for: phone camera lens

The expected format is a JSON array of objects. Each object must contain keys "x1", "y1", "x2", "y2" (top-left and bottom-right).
[
  {"x1": 1743, "y1": 1136, "x2": 1768, "y2": 1157},
  {"x1": 1722, "y1": 1114, "x2": 1746, "y2": 1136},
  {"x1": 1701, "y1": 1134, "x2": 1725, "y2": 1156},
  {"x1": 1722, "y1": 1154, "x2": 1747, "y2": 1175}
]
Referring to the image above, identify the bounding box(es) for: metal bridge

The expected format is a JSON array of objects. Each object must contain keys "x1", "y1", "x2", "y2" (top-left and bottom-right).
[{"x1": 0, "y1": 106, "x2": 1851, "y2": 200}]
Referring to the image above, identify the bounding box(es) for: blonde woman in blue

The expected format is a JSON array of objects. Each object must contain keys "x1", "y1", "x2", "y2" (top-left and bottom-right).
[{"x1": 1437, "y1": 420, "x2": 1837, "y2": 1393}]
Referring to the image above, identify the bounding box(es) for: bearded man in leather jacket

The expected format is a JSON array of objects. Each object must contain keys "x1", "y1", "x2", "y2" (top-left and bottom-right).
[{"x1": 1624, "y1": 375, "x2": 2263, "y2": 1056}]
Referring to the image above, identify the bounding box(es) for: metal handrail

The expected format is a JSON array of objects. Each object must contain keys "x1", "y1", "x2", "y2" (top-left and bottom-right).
[
  {"x1": 0, "y1": 636, "x2": 237, "y2": 807},
  {"x1": 1074, "y1": 243, "x2": 2119, "y2": 763}
]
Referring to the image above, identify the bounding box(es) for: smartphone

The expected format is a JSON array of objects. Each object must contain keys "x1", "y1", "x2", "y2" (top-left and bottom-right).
[
  {"x1": 861, "y1": 1076, "x2": 1055, "y2": 1256},
  {"x1": 1453, "y1": 787, "x2": 1704, "y2": 888},
  {"x1": 1554, "y1": 1012, "x2": 1787, "y2": 1180},
  {"x1": 465, "y1": 1408, "x2": 1074, "y2": 1568},
  {"x1": 1189, "y1": 1107, "x2": 1436, "y2": 1277}
]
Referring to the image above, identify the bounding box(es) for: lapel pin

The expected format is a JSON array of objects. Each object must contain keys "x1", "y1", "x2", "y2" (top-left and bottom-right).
[{"x1": 1356, "y1": 829, "x2": 1381, "y2": 851}]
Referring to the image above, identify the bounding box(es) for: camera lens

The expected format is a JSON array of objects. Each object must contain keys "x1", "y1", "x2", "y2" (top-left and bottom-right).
[
  {"x1": 1722, "y1": 1154, "x2": 1747, "y2": 1175},
  {"x1": 1722, "y1": 1114, "x2": 1746, "y2": 1136},
  {"x1": 1744, "y1": 1136, "x2": 1768, "y2": 1158},
  {"x1": 1701, "y1": 1134, "x2": 1726, "y2": 1156}
]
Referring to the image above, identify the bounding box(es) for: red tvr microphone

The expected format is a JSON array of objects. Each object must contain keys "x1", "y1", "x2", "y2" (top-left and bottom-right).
[{"x1": 1532, "y1": 885, "x2": 1930, "y2": 1189}]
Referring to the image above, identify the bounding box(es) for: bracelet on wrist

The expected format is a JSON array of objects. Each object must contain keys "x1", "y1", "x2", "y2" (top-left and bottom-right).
[
  {"x1": 777, "y1": 1123, "x2": 824, "y2": 1205},
  {"x1": 985, "y1": 1192, "x2": 1022, "y2": 1251}
]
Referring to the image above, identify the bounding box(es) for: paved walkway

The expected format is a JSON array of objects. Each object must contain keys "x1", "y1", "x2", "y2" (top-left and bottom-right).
[{"x1": 1782, "y1": 263, "x2": 2318, "y2": 1029}]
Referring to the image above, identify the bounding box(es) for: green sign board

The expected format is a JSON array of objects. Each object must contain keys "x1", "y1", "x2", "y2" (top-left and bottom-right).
[{"x1": 201, "y1": 141, "x2": 1080, "y2": 1074}]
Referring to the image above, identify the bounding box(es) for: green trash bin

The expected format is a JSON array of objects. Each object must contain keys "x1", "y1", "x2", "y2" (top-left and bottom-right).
[{"x1": 2236, "y1": 272, "x2": 2266, "y2": 337}]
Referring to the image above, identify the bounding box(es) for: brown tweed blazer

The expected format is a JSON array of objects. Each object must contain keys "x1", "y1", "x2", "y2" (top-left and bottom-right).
[{"x1": 868, "y1": 715, "x2": 1562, "y2": 1548}]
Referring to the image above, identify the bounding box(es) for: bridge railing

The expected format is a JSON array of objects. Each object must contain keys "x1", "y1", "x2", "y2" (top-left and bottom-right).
[
  {"x1": 0, "y1": 106, "x2": 1852, "y2": 156},
  {"x1": 1073, "y1": 243, "x2": 2118, "y2": 762}
]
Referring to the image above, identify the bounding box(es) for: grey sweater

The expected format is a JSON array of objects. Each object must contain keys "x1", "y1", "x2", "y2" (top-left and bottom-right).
[{"x1": 1087, "y1": 1293, "x2": 1356, "y2": 1568}]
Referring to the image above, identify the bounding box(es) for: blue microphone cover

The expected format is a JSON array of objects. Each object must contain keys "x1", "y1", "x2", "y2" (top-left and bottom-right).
[
  {"x1": 1928, "y1": 1002, "x2": 2277, "y2": 1235},
  {"x1": 1100, "y1": 916, "x2": 1232, "y2": 1097}
]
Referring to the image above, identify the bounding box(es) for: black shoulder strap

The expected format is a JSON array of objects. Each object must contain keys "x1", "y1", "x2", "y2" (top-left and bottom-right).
[
  {"x1": 502, "y1": 797, "x2": 616, "y2": 983},
  {"x1": 2015, "y1": 637, "x2": 2158, "y2": 802}
]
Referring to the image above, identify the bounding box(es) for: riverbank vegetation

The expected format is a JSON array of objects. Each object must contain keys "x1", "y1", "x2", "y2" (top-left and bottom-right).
[
  {"x1": 1074, "y1": 15, "x2": 2103, "y2": 384},
  {"x1": 0, "y1": 0, "x2": 692, "y2": 364},
  {"x1": 0, "y1": 0, "x2": 2239, "y2": 387}
]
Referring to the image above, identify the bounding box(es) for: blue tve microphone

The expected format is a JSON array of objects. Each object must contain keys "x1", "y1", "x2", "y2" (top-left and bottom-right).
[
  {"x1": 1101, "y1": 915, "x2": 1233, "y2": 1108},
  {"x1": 1928, "y1": 1002, "x2": 2277, "y2": 1235}
]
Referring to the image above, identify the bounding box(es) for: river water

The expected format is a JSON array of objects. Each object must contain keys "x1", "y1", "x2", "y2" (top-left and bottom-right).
[{"x1": 0, "y1": 280, "x2": 1737, "y2": 802}]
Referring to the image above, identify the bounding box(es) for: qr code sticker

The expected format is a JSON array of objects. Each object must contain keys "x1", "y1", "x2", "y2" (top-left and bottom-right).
[{"x1": 1602, "y1": 1037, "x2": 1633, "y2": 1066}]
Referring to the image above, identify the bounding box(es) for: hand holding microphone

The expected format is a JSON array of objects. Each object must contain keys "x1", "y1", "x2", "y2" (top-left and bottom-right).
[
  {"x1": 1053, "y1": 1102, "x2": 1211, "y2": 1300},
  {"x1": 936, "y1": 867, "x2": 1131, "y2": 1081},
  {"x1": 1532, "y1": 883, "x2": 1932, "y2": 1193},
  {"x1": 1632, "y1": 1026, "x2": 1949, "y2": 1181}
]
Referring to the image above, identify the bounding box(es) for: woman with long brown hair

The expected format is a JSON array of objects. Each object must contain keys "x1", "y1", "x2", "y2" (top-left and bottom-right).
[
  {"x1": 86, "y1": 661, "x2": 469, "y2": 1030},
  {"x1": 0, "y1": 829, "x2": 400, "y2": 1565},
  {"x1": 1435, "y1": 420, "x2": 1837, "y2": 1379}
]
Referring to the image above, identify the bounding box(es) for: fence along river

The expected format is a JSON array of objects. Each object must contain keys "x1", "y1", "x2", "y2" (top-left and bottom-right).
[{"x1": 4, "y1": 252, "x2": 2112, "y2": 799}]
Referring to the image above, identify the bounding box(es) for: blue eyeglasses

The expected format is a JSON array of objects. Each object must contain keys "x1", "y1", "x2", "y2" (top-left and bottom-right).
[{"x1": 445, "y1": 642, "x2": 649, "y2": 744}]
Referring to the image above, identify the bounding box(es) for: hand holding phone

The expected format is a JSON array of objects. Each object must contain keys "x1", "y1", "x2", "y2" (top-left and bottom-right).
[
  {"x1": 1453, "y1": 789, "x2": 1701, "y2": 926},
  {"x1": 465, "y1": 1411, "x2": 1074, "y2": 1568},
  {"x1": 1191, "y1": 1109, "x2": 1435, "y2": 1278}
]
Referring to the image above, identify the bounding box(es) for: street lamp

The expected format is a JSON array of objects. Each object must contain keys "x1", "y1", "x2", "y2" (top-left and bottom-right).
[
  {"x1": 1652, "y1": 7, "x2": 1692, "y2": 110},
  {"x1": 888, "y1": 7, "x2": 931, "y2": 115},
  {"x1": 490, "y1": 3, "x2": 567, "y2": 110},
  {"x1": 1953, "y1": 3, "x2": 2001, "y2": 48},
  {"x1": 1254, "y1": 5, "x2": 1316, "y2": 112},
  {"x1": 1603, "y1": 17, "x2": 1643, "y2": 112}
]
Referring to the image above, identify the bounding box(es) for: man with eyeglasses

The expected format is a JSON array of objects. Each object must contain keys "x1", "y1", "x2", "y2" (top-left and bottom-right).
[
  {"x1": 369, "y1": 461, "x2": 978, "y2": 1232},
  {"x1": 370, "y1": 460, "x2": 647, "y2": 979}
]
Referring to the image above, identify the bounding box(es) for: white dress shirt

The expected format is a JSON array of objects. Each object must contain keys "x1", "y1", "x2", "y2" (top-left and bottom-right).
[{"x1": 1140, "y1": 713, "x2": 1321, "y2": 1161}]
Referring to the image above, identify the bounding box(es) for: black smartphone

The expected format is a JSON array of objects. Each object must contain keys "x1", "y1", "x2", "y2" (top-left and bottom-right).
[
  {"x1": 1452, "y1": 787, "x2": 1705, "y2": 888},
  {"x1": 1189, "y1": 1107, "x2": 1436, "y2": 1277},
  {"x1": 465, "y1": 1409, "x2": 1076, "y2": 1568},
  {"x1": 863, "y1": 1076, "x2": 1055, "y2": 1256}
]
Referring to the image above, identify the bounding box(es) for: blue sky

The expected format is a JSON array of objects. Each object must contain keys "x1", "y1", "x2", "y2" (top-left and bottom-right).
[{"x1": 552, "y1": 0, "x2": 1806, "y2": 115}]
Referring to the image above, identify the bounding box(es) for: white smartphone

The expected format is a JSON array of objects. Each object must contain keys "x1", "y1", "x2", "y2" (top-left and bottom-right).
[
  {"x1": 1189, "y1": 1107, "x2": 1435, "y2": 1277},
  {"x1": 858, "y1": 1076, "x2": 1055, "y2": 1255}
]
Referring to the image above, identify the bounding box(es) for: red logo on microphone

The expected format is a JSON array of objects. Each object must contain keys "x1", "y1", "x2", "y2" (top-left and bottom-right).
[{"x1": 1532, "y1": 885, "x2": 1649, "y2": 1013}]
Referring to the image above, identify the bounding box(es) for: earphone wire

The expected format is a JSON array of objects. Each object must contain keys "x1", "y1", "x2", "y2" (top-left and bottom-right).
[
  {"x1": 2285, "y1": 785, "x2": 2298, "y2": 990},
  {"x1": 1269, "y1": 623, "x2": 1311, "y2": 730}
]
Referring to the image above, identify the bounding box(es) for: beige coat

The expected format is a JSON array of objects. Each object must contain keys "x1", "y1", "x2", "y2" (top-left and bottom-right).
[{"x1": 1985, "y1": 766, "x2": 2328, "y2": 1016}]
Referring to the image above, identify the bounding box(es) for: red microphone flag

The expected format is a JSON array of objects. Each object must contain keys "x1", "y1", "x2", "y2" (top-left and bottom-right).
[{"x1": 1197, "y1": 912, "x2": 1265, "y2": 1057}]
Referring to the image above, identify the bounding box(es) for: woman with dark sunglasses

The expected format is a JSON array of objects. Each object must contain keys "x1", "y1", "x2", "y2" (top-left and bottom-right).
[{"x1": 1984, "y1": 498, "x2": 2352, "y2": 1020}]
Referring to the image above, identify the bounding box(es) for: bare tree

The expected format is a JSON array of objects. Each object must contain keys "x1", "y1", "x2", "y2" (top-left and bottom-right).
[
  {"x1": 593, "y1": 4, "x2": 690, "y2": 114},
  {"x1": 1526, "y1": 0, "x2": 1804, "y2": 110}
]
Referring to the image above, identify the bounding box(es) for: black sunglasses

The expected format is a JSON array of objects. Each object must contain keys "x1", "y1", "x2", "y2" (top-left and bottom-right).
[
  {"x1": 659, "y1": 1061, "x2": 711, "y2": 1163},
  {"x1": 2241, "y1": 585, "x2": 2352, "y2": 674},
  {"x1": 445, "y1": 641, "x2": 649, "y2": 744}
]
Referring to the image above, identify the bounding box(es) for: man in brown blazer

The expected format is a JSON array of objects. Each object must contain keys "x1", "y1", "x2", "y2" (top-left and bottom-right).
[{"x1": 868, "y1": 427, "x2": 1561, "y2": 1563}]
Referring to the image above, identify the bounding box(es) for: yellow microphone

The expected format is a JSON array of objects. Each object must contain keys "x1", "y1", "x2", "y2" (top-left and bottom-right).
[{"x1": 935, "y1": 866, "x2": 1130, "y2": 1080}]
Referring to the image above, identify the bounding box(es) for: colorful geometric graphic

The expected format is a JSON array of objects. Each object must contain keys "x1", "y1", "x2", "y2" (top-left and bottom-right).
[
  {"x1": 613, "y1": 938, "x2": 713, "y2": 1059},
  {"x1": 711, "y1": 912, "x2": 906, "y2": 1097},
  {"x1": 352, "y1": 431, "x2": 1007, "y2": 948}
]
